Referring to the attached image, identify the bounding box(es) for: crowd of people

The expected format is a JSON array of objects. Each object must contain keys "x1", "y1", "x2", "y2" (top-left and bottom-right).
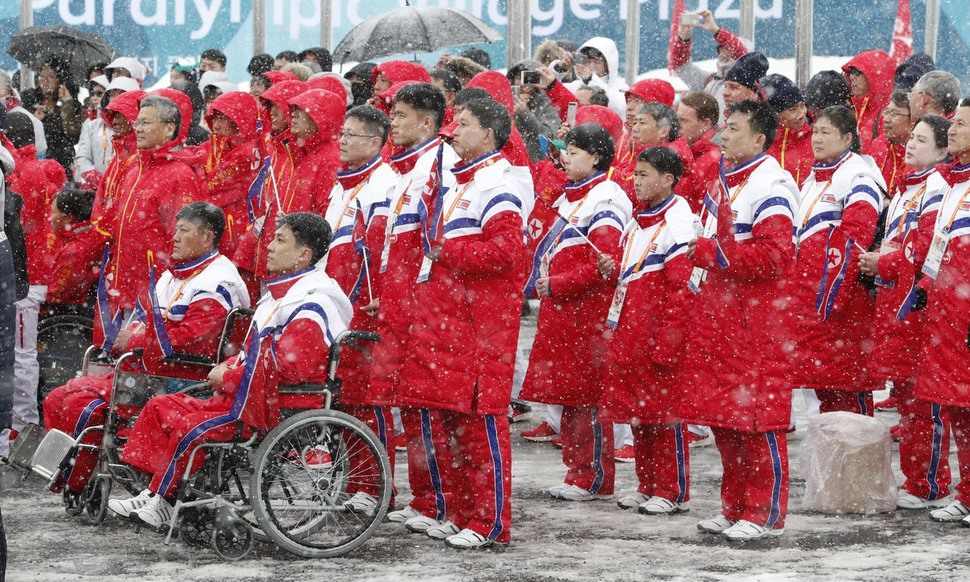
[{"x1": 0, "y1": 9, "x2": 969, "y2": 550}]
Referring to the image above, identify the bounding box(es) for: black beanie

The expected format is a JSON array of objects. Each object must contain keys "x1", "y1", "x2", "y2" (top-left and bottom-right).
[
  {"x1": 3, "y1": 111, "x2": 34, "y2": 149},
  {"x1": 761, "y1": 74, "x2": 804, "y2": 113},
  {"x1": 805, "y1": 70, "x2": 851, "y2": 112},
  {"x1": 725, "y1": 52, "x2": 769, "y2": 91}
]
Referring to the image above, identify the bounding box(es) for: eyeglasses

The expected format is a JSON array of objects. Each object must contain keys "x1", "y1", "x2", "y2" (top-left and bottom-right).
[
  {"x1": 339, "y1": 131, "x2": 379, "y2": 141},
  {"x1": 133, "y1": 119, "x2": 164, "y2": 128}
]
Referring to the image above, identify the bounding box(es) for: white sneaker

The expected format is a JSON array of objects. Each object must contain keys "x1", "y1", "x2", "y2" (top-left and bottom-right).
[
  {"x1": 426, "y1": 520, "x2": 460, "y2": 540},
  {"x1": 962, "y1": 514, "x2": 970, "y2": 528},
  {"x1": 723, "y1": 519, "x2": 784, "y2": 541},
  {"x1": 638, "y1": 496, "x2": 688, "y2": 515},
  {"x1": 616, "y1": 491, "x2": 649, "y2": 510},
  {"x1": 930, "y1": 500, "x2": 970, "y2": 522},
  {"x1": 387, "y1": 505, "x2": 421, "y2": 523},
  {"x1": 897, "y1": 490, "x2": 949, "y2": 510},
  {"x1": 445, "y1": 528, "x2": 492, "y2": 549},
  {"x1": 548, "y1": 483, "x2": 611, "y2": 502},
  {"x1": 697, "y1": 514, "x2": 735, "y2": 534},
  {"x1": 134, "y1": 494, "x2": 174, "y2": 529},
  {"x1": 344, "y1": 492, "x2": 379, "y2": 516},
  {"x1": 404, "y1": 514, "x2": 441, "y2": 533},
  {"x1": 108, "y1": 489, "x2": 153, "y2": 518}
]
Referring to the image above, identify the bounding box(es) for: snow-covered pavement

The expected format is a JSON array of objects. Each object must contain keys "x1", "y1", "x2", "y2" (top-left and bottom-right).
[{"x1": 2, "y1": 312, "x2": 969, "y2": 581}]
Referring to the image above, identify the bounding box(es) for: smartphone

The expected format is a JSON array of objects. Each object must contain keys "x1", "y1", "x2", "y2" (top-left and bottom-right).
[
  {"x1": 682, "y1": 12, "x2": 702, "y2": 26},
  {"x1": 567, "y1": 101, "x2": 578, "y2": 126},
  {"x1": 521, "y1": 70, "x2": 542, "y2": 85}
]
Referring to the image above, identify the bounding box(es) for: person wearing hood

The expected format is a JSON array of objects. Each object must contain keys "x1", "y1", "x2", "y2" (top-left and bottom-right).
[
  {"x1": 670, "y1": 10, "x2": 751, "y2": 122},
  {"x1": 788, "y1": 105, "x2": 886, "y2": 417},
  {"x1": 2, "y1": 111, "x2": 66, "y2": 439},
  {"x1": 22, "y1": 56, "x2": 82, "y2": 173},
  {"x1": 371, "y1": 61, "x2": 432, "y2": 95},
  {"x1": 105, "y1": 57, "x2": 148, "y2": 86},
  {"x1": 677, "y1": 92, "x2": 722, "y2": 213},
  {"x1": 842, "y1": 50, "x2": 896, "y2": 151},
  {"x1": 564, "y1": 37, "x2": 628, "y2": 117},
  {"x1": 170, "y1": 79, "x2": 211, "y2": 147},
  {"x1": 763, "y1": 74, "x2": 814, "y2": 186},
  {"x1": 723, "y1": 52, "x2": 769, "y2": 110},
  {"x1": 74, "y1": 76, "x2": 138, "y2": 189},
  {"x1": 92, "y1": 93, "x2": 202, "y2": 350},
  {"x1": 287, "y1": 89, "x2": 344, "y2": 215},
  {"x1": 858, "y1": 115, "x2": 952, "y2": 511},
  {"x1": 196, "y1": 91, "x2": 263, "y2": 257},
  {"x1": 0, "y1": 72, "x2": 47, "y2": 158},
  {"x1": 307, "y1": 74, "x2": 352, "y2": 109},
  {"x1": 612, "y1": 79, "x2": 676, "y2": 174},
  {"x1": 867, "y1": 90, "x2": 912, "y2": 196},
  {"x1": 345, "y1": 62, "x2": 377, "y2": 107},
  {"x1": 249, "y1": 70, "x2": 297, "y2": 97},
  {"x1": 89, "y1": 89, "x2": 145, "y2": 228},
  {"x1": 232, "y1": 80, "x2": 308, "y2": 283},
  {"x1": 615, "y1": 102, "x2": 695, "y2": 208}
]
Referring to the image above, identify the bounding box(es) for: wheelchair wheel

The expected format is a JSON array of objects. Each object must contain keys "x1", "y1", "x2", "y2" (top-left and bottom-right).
[
  {"x1": 178, "y1": 507, "x2": 214, "y2": 547},
  {"x1": 211, "y1": 507, "x2": 254, "y2": 560},
  {"x1": 37, "y1": 314, "x2": 93, "y2": 402},
  {"x1": 250, "y1": 409, "x2": 391, "y2": 559},
  {"x1": 63, "y1": 489, "x2": 83, "y2": 516},
  {"x1": 81, "y1": 477, "x2": 111, "y2": 525}
]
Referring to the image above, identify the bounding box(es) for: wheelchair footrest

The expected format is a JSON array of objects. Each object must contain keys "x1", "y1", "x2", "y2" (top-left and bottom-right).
[
  {"x1": 7, "y1": 423, "x2": 44, "y2": 471},
  {"x1": 30, "y1": 429, "x2": 76, "y2": 481}
]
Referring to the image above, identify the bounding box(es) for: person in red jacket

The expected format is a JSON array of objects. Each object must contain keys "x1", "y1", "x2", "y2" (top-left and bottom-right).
[
  {"x1": 680, "y1": 100, "x2": 799, "y2": 540},
  {"x1": 867, "y1": 90, "x2": 913, "y2": 198},
  {"x1": 859, "y1": 115, "x2": 951, "y2": 509},
  {"x1": 44, "y1": 203, "x2": 250, "y2": 497},
  {"x1": 43, "y1": 188, "x2": 102, "y2": 305},
  {"x1": 520, "y1": 124, "x2": 632, "y2": 502},
  {"x1": 90, "y1": 89, "x2": 146, "y2": 229},
  {"x1": 93, "y1": 92, "x2": 202, "y2": 351},
  {"x1": 763, "y1": 74, "x2": 814, "y2": 187},
  {"x1": 322, "y1": 105, "x2": 397, "y2": 515},
  {"x1": 287, "y1": 88, "x2": 343, "y2": 216},
  {"x1": 914, "y1": 100, "x2": 970, "y2": 525},
  {"x1": 232, "y1": 79, "x2": 307, "y2": 282},
  {"x1": 110, "y1": 213, "x2": 350, "y2": 529},
  {"x1": 789, "y1": 105, "x2": 886, "y2": 415},
  {"x1": 677, "y1": 92, "x2": 721, "y2": 213},
  {"x1": 371, "y1": 61, "x2": 432, "y2": 94},
  {"x1": 615, "y1": 79, "x2": 676, "y2": 174},
  {"x1": 616, "y1": 102, "x2": 695, "y2": 205},
  {"x1": 842, "y1": 50, "x2": 896, "y2": 152},
  {"x1": 598, "y1": 146, "x2": 696, "y2": 515},
  {"x1": 197, "y1": 91, "x2": 262, "y2": 257},
  {"x1": 401, "y1": 98, "x2": 528, "y2": 548}
]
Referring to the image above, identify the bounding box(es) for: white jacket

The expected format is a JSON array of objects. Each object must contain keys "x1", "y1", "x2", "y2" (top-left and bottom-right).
[
  {"x1": 565, "y1": 37, "x2": 629, "y2": 118},
  {"x1": 73, "y1": 117, "x2": 114, "y2": 180}
]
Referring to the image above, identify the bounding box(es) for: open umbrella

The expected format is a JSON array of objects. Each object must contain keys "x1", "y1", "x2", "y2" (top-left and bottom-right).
[
  {"x1": 333, "y1": 6, "x2": 501, "y2": 64},
  {"x1": 8, "y1": 26, "x2": 115, "y2": 81}
]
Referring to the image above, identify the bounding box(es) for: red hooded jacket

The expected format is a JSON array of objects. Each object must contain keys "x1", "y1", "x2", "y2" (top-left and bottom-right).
[
  {"x1": 465, "y1": 71, "x2": 533, "y2": 171},
  {"x1": 198, "y1": 91, "x2": 262, "y2": 256},
  {"x1": 92, "y1": 90, "x2": 146, "y2": 228},
  {"x1": 306, "y1": 75, "x2": 349, "y2": 107},
  {"x1": 371, "y1": 61, "x2": 431, "y2": 88},
  {"x1": 286, "y1": 88, "x2": 344, "y2": 216},
  {"x1": 842, "y1": 50, "x2": 895, "y2": 152},
  {"x1": 768, "y1": 122, "x2": 814, "y2": 187},
  {"x1": 7, "y1": 144, "x2": 66, "y2": 286}
]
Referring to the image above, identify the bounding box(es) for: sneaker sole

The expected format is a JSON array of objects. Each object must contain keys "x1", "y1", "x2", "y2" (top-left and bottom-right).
[
  {"x1": 405, "y1": 522, "x2": 436, "y2": 533},
  {"x1": 639, "y1": 505, "x2": 689, "y2": 515},
  {"x1": 930, "y1": 513, "x2": 969, "y2": 522},
  {"x1": 725, "y1": 531, "x2": 784, "y2": 542},
  {"x1": 697, "y1": 523, "x2": 732, "y2": 534}
]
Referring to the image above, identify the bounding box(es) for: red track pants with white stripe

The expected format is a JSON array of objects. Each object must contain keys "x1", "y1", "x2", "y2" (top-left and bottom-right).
[
  {"x1": 895, "y1": 380, "x2": 951, "y2": 500},
  {"x1": 633, "y1": 423, "x2": 690, "y2": 503},
  {"x1": 401, "y1": 407, "x2": 512, "y2": 543},
  {"x1": 711, "y1": 427, "x2": 788, "y2": 529},
  {"x1": 945, "y1": 405, "x2": 970, "y2": 506},
  {"x1": 42, "y1": 375, "x2": 112, "y2": 493},
  {"x1": 561, "y1": 406, "x2": 614, "y2": 495}
]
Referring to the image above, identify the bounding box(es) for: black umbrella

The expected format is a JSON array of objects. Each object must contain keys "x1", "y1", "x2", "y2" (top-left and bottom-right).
[
  {"x1": 333, "y1": 6, "x2": 501, "y2": 64},
  {"x1": 8, "y1": 26, "x2": 115, "y2": 80}
]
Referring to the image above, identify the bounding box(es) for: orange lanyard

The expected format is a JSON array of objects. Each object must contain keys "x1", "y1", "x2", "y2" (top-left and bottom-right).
[
  {"x1": 621, "y1": 221, "x2": 667, "y2": 276},
  {"x1": 443, "y1": 183, "x2": 471, "y2": 224},
  {"x1": 941, "y1": 187, "x2": 970, "y2": 233},
  {"x1": 800, "y1": 180, "x2": 833, "y2": 229},
  {"x1": 780, "y1": 127, "x2": 789, "y2": 167},
  {"x1": 894, "y1": 182, "x2": 928, "y2": 238},
  {"x1": 112, "y1": 156, "x2": 147, "y2": 275},
  {"x1": 334, "y1": 181, "x2": 369, "y2": 230}
]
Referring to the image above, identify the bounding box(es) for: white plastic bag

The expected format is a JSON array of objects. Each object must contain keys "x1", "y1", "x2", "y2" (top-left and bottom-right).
[{"x1": 801, "y1": 411, "x2": 897, "y2": 514}]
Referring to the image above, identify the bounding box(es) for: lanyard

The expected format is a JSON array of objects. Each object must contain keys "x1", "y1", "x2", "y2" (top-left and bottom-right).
[
  {"x1": 621, "y1": 221, "x2": 667, "y2": 278},
  {"x1": 800, "y1": 180, "x2": 833, "y2": 229},
  {"x1": 334, "y1": 181, "x2": 369, "y2": 230},
  {"x1": 941, "y1": 186, "x2": 970, "y2": 233},
  {"x1": 892, "y1": 182, "x2": 928, "y2": 238}
]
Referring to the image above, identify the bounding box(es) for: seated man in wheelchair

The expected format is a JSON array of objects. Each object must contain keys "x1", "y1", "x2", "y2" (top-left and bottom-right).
[
  {"x1": 42, "y1": 202, "x2": 250, "y2": 495},
  {"x1": 109, "y1": 212, "x2": 352, "y2": 529}
]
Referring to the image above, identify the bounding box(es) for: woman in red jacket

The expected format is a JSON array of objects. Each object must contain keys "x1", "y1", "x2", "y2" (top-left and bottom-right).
[
  {"x1": 789, "y1": 105, "x2": 886, "y2": 414},
  {"x1": 599, "y1": 147, "x2": 696, "y2": 515},
  {"x1": 841, "y1": 50, "x2": 895, "y2": 152},
  {"x1": 859, "y1": 115, "x2": 952, "y2": 510},
  {"x1": 520, "y1": 124, "x2": 632, "y2": 502}
]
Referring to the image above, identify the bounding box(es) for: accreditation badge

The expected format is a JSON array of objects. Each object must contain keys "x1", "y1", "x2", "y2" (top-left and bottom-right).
[{"x1": 922, "y1": 230, "x2": 949, "y2": 280}]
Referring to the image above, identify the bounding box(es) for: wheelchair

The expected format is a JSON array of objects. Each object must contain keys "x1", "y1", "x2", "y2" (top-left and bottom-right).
[
  {"x1": 9, "y1": 306, "x2": 253, "y2": 523},
  {"x1": 36, "y1": 303, "x2": 95, "y2": 404},
  {"x1": 10, "y1": 316, "x2": 392, "y2": 560}
]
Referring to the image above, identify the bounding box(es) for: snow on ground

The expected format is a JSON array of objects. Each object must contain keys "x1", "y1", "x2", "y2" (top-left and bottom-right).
[{"x1": 3, "y1": 312, "x2": 970, "y2": 582}]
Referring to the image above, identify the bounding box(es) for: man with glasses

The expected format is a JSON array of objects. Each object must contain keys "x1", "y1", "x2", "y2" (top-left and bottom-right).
[
  {"x1": 866, "y1": 91, "x2": 913, "y2": 197},
  {"x1": 323, "y1": 105, "x2": 398, "y2": 515}
]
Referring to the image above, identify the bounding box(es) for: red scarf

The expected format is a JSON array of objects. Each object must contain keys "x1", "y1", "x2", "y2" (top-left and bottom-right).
[
  {"x1": 897, "y1": 166, "x2": 934, "y2": 195},
  {"x1": 941, "y1": 161, "x2": 970, "y2": 186}
]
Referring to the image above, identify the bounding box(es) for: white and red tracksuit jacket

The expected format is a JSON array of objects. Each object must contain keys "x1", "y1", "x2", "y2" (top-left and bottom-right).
[{"x1": 788, "y1": 151, "x2": 886, "y2": 391}]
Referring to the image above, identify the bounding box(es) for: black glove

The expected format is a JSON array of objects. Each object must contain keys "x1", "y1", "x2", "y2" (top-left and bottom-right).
[{"x1": 913, "y1": 288, "x2": 928, "y2": 312}]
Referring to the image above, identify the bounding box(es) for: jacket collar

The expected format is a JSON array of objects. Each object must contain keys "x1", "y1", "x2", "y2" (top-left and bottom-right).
[
  {"x1": 898, "y1": 166, "x2": 934, "y2": 194},
  {"x1": 942, "y1": 161, "x2": 970, "y2": 186},
  {"x1": 390, "y1": 137, "x2": 439, "y2": 175},
  {"x1": 812, "y1": 150, "x2": 852, "y2": 182},
  {"x1": 170, "y1": 249, "x2": 220, "y2": 279},
  {"x1": 451, "y1": 150, "x2": 501, "y2": 185},
  {"x1": 725, "y1": 153, "x2": 768, "y2": 188},
  {"x1": 564, "y1": 171, "x2": 608, "y2": 202},
  {"x1": 635, "y1": 194, "x2": 676, "y2": 227},
  {"x1": 264, "y1": 266, "x2": 315, "y2": 299},
  {"x1": 337, "y1": 155, "x2": 382, "y2": 190}
]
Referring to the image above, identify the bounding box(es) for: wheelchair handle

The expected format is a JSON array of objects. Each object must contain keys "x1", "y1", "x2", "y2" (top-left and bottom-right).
[{"x1": 326, "y1": 330, "x2": 380, "y2": 380}]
